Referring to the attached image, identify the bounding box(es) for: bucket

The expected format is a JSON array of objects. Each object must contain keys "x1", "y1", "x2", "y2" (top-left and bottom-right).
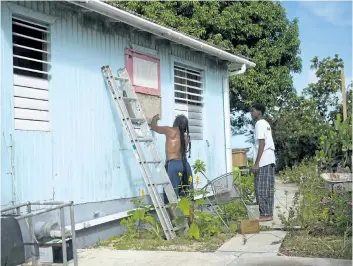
[{"x1": 246, "y1": 205, "x2": 260, "y2": 220}]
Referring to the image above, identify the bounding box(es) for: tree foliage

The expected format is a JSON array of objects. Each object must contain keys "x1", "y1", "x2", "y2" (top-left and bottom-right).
[
  {"x1": 330, "y1": 83, "x2": 352, "y2": 123},
  {"x1": 303, "y1": 54, "x2": 344, "y2": 119},
  {"x1": 269, "y1": 96, "x2": 327, "y2": 170},
  {"x1": 113, "y1": 1, "x2": 302, "y2": 133},
  {"x1": 270, "y1": 55, "x2": 350, "y2": 170}
]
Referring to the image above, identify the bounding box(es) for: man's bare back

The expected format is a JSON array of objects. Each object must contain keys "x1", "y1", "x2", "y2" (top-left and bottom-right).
[
  {"x1": 150, "y1": 114, "x2": 193, "y2": 223},
  {"x1": 150, "y1": 114, "x2": 189, "y2": 160},
  {"x1": 165, "y1": 127, "x2": 189, "y2": 160}
]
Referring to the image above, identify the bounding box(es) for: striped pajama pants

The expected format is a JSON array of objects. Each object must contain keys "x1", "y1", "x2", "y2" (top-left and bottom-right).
[{"x1": 254, "y1": 164, "x2": 275, "y2": 217}]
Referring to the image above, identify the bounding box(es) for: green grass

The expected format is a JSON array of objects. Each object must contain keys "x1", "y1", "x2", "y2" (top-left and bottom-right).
[
  {"x1": 93, "y1": 223, "x2": 278, "y2": 252},
  {"x1": 95, "y1": 233, "x2": 233, "y2": 252},
  {"x1": 280, "y1": 230, "x2": 352, "y2": 260},
  {"x1": 259, "y1": 225, "x2": 272, "y2": 231}
]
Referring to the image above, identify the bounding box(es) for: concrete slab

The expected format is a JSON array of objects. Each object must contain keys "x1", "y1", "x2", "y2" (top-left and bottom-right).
[
  {"x1": 233, "y1": 252, "x2": 280, "y2": 258},
  {"x1": 68, "y1": 249, "x2": 352, "y2": 266},
  {"x1": 75, "y1": 248, "x2": 237, "y2": 266},
  {"x1": 260, "y1": 181, "x2": 298, "y2": 228},
  {"x1": 216, "y1": 231, "x2": 287, "y2": 254},
  {"x1": 228, "y1": 256, "x2": 352, "y2": 266}
]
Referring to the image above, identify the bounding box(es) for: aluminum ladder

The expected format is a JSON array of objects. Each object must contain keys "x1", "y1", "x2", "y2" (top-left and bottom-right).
[{"x1": 101, "y1": 65, "x2": 178, "y2": 240}]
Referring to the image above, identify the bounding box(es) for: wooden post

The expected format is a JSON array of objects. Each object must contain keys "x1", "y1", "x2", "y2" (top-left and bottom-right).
[{"x1": 341, "y1": 67, "x2": 347, "y2": 121}]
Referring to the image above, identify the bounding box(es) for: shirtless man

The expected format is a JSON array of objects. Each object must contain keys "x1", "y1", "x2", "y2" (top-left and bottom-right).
[{"x1": 151, "y1": 114, "x2": 193, "y2": 221}]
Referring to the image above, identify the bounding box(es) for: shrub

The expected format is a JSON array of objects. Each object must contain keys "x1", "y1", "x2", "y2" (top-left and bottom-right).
[
  {"x1": 218, "y1": 201, "x2": 248, "y2": 226},
  {"x1": 233, "y1": 167, "x2": 256, "y2": 204},
  {"x1": 120, "y1": 197, "x2": 163, "y2": 240},
  {"x1": 278, "y1": 159, "x2": 317, "y2": 184},
  {"x1": 316, "y1": 114, "x2": 352, "y2": 172},
  {"x1": 278, "y1": 162, "x2": 352, "y2": 236}
]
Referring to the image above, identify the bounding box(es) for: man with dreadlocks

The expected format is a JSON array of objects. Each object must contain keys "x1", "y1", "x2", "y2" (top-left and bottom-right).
[{"x1": 151, "y1": 114, "x2": 193, "y2": 222}]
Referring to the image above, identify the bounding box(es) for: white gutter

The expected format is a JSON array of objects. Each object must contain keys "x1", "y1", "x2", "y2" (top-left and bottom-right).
[
  {"x1": 223, "y1": 64, "x2": 247, "y2": 173},
  {"x1": 67, "y1": 0, "x2": 255, "y2": 68},
  {"x1": 229, "y1": 64, "x2": 247, "y2": 76}
]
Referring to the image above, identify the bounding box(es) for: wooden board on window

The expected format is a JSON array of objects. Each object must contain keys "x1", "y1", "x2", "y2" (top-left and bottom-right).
[{"x1": 136, "y1": 93, "x2": 161, "y2": 124}]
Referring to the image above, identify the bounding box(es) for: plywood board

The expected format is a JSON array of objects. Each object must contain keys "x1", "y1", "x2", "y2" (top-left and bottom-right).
[{"x1": 136, "y1": 92, "x2": 161, "y2": 124}]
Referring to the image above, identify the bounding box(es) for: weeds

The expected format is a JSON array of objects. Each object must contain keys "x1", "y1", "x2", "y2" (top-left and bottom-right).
[
  {"x1": 281, "y1": 230, "x2": 352, "y2": 259},
  {"x1": 278, "y1": 161, "x2": 352, "y2": 259},
  {"x1": 95, "y1": 159, "x2": 261, "y2": 251}
]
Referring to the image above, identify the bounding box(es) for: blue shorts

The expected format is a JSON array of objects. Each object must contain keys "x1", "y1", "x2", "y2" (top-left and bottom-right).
[{"x1": 163, "y1": 159, "x2": 193, "y2": 204}]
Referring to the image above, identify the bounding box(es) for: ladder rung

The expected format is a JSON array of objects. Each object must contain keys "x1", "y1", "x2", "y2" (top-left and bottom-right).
[
  {"x1": 137, "y1": 137, "x2": 154, "y2": 142},
  {"x1": 174, "y1": 225, "x2": 187, "y2": 231},
  {"x1": 142, "y1": 160, "x2": 162, "y2": 164},
  {"x1": 131, "y1": 118, "x2": 145, "y2": 124},
  {"x1": 115, "y1": 76, "x2": 129, "y2": 81},
  {"x1": 123, "y1": 97, "x2": 137, "y2": 102},
  {"x1": 102, "y1": 65, "x2": 179, "y2": 241},
  {"x1": 148, "y1": 181, "x2": 169, "y2": 186}
]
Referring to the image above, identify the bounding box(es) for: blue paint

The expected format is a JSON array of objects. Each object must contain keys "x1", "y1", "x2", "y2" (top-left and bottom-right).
[{"x1": 1, "y1": 1, "x2": 228, "y2": 210}]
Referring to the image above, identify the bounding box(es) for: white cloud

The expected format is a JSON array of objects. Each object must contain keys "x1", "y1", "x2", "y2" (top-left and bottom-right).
[{"x1": 299, "y1": 1, "x2": 352, "y2": 26}]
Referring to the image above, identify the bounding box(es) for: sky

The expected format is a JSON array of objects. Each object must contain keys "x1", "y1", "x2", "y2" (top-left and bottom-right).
[{"x1": 231, "y1": 0, "x2": 353, "y2": 157}]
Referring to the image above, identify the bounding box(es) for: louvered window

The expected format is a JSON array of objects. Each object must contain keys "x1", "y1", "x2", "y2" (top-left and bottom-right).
[
  {"x1": 174, "y1": 65, "x2": 203, "y2": 140},
  {"x1": 12, "y1": 17, "x2": 50, "y2": 131}
]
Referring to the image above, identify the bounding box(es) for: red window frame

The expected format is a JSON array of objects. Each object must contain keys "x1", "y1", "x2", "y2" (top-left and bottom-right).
[{"x1": 125, "y1": 48, "x2": 161, "y2": 96}]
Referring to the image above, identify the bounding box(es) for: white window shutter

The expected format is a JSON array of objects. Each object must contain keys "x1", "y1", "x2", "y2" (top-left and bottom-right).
[
  {"x1": 12, "y1": 18, "x2": 50, "y2": 131},
  {"x1": 174, "y1": 65, "x2": 203, "y2": 140}
]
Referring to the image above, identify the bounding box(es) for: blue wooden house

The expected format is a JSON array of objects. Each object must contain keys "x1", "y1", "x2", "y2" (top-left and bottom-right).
[{"x1": 1, "y1": 1, "x2": 255, "y2": 247}]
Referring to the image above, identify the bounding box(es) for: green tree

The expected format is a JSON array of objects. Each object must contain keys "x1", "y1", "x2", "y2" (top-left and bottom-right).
[
  {"x1": 303, "y1": 54, "x2": 344, "y2": 120},
  {"x1": 269, "y1": 95, "x2": 328, "y2": 170},
  {"x1": 330, "y1": 86, "x2": 352, "y2": 123},
  {"x1": 112, "y1": 1, "x2": 302, "y2": 133},
  {"x1": 269, "y1": 55, "x2": 348, "y2": 170}
]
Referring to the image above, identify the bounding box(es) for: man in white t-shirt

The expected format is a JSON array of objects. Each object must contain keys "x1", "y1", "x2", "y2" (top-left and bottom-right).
[{"x1": 251, "y1": 103, "x2": 276, "y2": 222}]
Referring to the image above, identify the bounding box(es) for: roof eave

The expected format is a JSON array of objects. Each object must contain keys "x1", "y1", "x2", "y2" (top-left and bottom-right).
[{"x1": 67, "y1": 0, "x2": 256, "y2": 69}]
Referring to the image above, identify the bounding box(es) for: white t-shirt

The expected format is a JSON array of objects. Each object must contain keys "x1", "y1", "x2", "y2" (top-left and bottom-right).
[{"x1": 253, "y1": 119, "x2": 276, "y2": 167}]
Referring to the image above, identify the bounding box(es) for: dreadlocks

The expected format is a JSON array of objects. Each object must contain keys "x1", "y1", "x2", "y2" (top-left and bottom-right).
[
  {"x1": 173, "y1": 115, "x2": 191, "y2": 187},
  {"x1": 173, "y1": 114, "x2": 191, "y2": 158}
]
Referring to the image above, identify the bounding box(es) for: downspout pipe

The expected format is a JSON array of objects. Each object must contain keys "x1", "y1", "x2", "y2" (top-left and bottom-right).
[{"x1": 223, "y1": 64, "x2": 247, "y2": 173}]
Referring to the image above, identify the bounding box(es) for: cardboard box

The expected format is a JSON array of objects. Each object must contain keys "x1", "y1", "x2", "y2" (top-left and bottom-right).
[{"x1": 239, "y1": 219, "x2": 260, "y2": 234}]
